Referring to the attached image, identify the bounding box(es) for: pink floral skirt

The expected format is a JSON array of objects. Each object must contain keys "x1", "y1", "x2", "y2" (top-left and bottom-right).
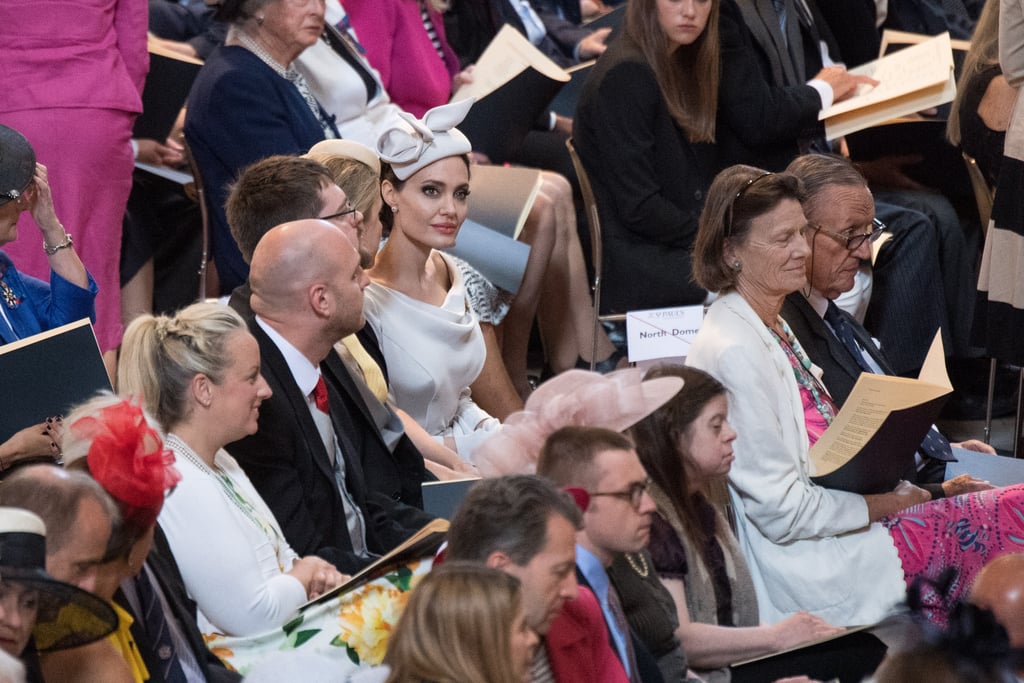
[{"x1": 883, "y1": 484, "x2": 1024, "y2": 625}]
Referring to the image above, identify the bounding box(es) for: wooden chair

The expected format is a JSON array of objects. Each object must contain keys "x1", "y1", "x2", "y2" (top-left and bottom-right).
[
  {"x1": 963, "y1": 152, "x2": 994, "y2": 236},
  {"x1": 961, "y1": 152, "x2": 1018, "y2": 448},
  {"x1": 565, "y1": 137, "x2": 626, "y2": 371},
  {"x1": 181, "y1": 137, "x2": 214, "y2": 301}
]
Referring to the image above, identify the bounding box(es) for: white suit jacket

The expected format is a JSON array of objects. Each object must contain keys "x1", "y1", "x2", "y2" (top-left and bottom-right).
[{"x1": 686, "y1": 291, "x2": 906, "y2": 626}]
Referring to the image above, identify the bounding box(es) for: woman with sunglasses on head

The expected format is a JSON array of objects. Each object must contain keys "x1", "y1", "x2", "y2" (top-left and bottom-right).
[{"x1": 686, "y1": 164, "x2": 1024, "y2": 631}]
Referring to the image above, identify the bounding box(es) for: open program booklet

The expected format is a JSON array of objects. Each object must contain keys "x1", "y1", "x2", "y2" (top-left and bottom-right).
[
  {"x1": 820, "y1": 32, "x2": 955, "y2": 139},
  {"x1": 808, "y1": 331, "x2": 952, "y2": 494},
  {"x1": 298, "y1": 519, "x2": 449, "y2": 612}
]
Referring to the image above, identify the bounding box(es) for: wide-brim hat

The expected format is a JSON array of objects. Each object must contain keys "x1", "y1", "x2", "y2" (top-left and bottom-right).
[
  {"x1": 473, "y1": 368, "x2": 685, "y2": 477},
  {"x1": 0, "y1": 125, "x2": 35, "y2": 207},
  {"x1": 0, "y1": 508, "x2": 118, "y2": 652}
]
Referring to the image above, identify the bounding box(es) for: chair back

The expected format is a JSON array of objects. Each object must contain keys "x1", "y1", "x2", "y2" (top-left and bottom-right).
[
  {"x1": 565, "y1": 137, "x2": 602, "y2": 299},
  {"x1": 963, "y1": 152, "x2": 994, "y2": 234},
  {"x1": 182, "y1": 137, "x2": 212, "y2": 300},
  {"x1": 566, "y1": 138, "x2": 627, "y2": 369}
]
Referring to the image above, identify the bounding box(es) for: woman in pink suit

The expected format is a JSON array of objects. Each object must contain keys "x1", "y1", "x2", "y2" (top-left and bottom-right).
[{"x1": 0, "y1": 0, "x2": 148, "y2": 356}]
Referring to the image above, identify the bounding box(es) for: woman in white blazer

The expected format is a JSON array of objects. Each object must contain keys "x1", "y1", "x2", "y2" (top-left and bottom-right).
[{"x1": 685, "y1": 165, "x2": 1024, "y2": 628}]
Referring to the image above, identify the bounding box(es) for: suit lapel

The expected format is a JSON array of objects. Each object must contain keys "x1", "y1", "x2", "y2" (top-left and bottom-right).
[
  {"x1": 849, "y1": 316, "x2": 896, "y2": 374},
  {"x1": 250, "y1": 323, "x2": 338, "y2": 484},
  {"x1": 792, "y1": 294, "x2": 864, "y2": 384},
  {"x1": 738, "y1": 0, "x2": 798, "y2": 85}
]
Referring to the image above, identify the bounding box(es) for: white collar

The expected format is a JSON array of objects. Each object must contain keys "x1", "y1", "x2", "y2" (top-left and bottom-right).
[{"x1": 255, "y1": 315, "x2": 321, "y2": 397}]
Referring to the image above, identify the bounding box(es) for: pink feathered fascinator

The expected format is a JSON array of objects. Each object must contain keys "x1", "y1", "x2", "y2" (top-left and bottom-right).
[
  {"x1": 474, "y1": 368, "x2": 684, "y2": 477},
  {"x1": 72, "y1": 401, "x2": 181, "y2": 529}
]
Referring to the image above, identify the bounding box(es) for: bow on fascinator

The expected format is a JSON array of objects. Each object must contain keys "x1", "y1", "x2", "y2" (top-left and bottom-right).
[
  {"x1": 376, "y1": 99, "x2": 475, "y2": 180},
  {"x1": 73, "y1": 401, "x2": 181, "y2": 528},
  {"x1": 473, "y1": 368, "x2": 684, "y2": 477}
]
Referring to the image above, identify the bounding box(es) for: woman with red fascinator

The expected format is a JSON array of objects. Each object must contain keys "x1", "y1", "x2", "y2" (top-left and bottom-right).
[{"x1": 49, "y1": 395, "x2": 181, "y2": 683}]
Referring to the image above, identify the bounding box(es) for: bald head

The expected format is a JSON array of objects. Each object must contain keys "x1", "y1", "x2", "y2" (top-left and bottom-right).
[
  {"x1": 249, "y1": 219, "x2": 368, "y2": 360},
  {"x1": 970, "y1": 553, "x2": 1024, "y2": 647}
]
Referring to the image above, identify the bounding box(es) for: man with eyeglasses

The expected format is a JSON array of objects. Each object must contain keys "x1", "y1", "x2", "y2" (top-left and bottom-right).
[
  {"x1": 537, "y1": 426, "x2": 668, "y2": 683},
  {"x1": 782, "y1": 153, "x2": 996, "y2": 499}
]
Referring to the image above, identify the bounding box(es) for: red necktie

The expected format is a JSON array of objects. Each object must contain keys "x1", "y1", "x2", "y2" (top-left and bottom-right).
[{"x1": 313, "y1": 376, "x2": 330, "y2": 414}]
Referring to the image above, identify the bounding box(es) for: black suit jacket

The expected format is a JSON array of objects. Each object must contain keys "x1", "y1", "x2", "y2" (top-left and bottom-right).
[
  {"x1": 781, "y1": 292, "x2": 947, "y2": 493},
  {"x1": 443, "y1": 0, "x2": 576, "y2": 68},
  {"x1": 575, "y1": 568, "x2": 665, "y2": 683},
  {"x1": 116, "y1": 527, "x2": 242, "y2": 683},
  {"x1": 715, "y1": 0, "x2": 828, "y2": 171},
  {"x1": 574, "y1": 37, "x2": 711, "y2": 313},
  {"x1": 531, "y1": 0, "x2": 591, "y2": 58},
  {"x1": 225, "y1": 313, "x2": 431, "y2": 573},
  {"x1": 228, "y1": 285, "x2": 435, "y2": 518}
]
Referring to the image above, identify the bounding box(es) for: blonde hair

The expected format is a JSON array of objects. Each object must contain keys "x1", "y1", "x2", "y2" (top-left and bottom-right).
[
  {"x1": 384, "y1": 563, "x2": 525, "y2": 683},
  {"x1": 309, "y1": 154, "x2": 382, "y2": 218},
  {"x1": 948, "y1": 0, "x2": 1001, "y2": 146},
  {"x1": 117, "y1": 302, "x2": 248, "y2": 431}
]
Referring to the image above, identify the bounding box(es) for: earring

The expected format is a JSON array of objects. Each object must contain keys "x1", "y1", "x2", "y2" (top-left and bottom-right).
[
  {"x1": 391, "y1": 205, "x2": 398, "y2": 213},
  {"x1": 732, "y1": 260, "x2": 742, "y2": 271},
  {"x1": 256, "y1": 14, "x2": 264, "y2": 25}
]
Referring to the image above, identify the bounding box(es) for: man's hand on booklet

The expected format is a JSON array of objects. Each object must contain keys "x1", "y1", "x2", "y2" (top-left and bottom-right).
[{"x1": 815, "y1": 65, "x2": 879, "y2": 104}]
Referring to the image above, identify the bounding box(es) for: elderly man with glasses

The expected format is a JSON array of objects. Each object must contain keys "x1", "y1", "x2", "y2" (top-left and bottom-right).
[{"x1": 781, "y1": 153, "x2": 995, "y2": 499}]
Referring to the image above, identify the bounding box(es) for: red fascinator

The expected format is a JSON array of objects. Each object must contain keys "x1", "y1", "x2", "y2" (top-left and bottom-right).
[{"x1": 72, "y1": 401, "x2": 181, "y2": 528}]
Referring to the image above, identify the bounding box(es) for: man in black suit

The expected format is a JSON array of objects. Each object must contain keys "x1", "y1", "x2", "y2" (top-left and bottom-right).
[
  {"x1": 781, "y1": 154, "x2": 994, "y2": 498},
  {"x1": 224, "y1": 155, "x2": 457, "y2": 511},
  {"x1": 537, "y1": 427, "x2": 667, "y2": 683},
  {"x1": 227, "y1": 219, "x2": 431, "y2": 574},
  {"x1": 0, "y1": 466, "x2": 241, "y2": 682},
  {"x1": 720, "y1": 0, "x2": 978, "y2": 370},
  {"x1": 443, "y1": 0, "x2": 608, "y2": 69}
]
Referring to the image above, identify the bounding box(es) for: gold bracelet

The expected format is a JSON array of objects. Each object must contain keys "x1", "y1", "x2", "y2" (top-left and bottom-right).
[{"x1": 42, "y1": 232, "x2": 73, "y2": 255}]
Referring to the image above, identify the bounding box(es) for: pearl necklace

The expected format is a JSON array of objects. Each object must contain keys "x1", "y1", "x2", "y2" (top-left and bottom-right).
[{"x1": 624, "y1": 552, "x2": 649, "y2": 578}]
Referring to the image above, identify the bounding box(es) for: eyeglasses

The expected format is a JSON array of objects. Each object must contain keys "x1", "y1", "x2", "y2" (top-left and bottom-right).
[
  {"x1": 724, "y1": 172, "x2": 774, "y2": 238},
  {"x1": 320, "y1": 201, "x2": 358, "y2": 223},
  {"x1": 588, "y1": 479, "x2": 651, "y2": 510},
  {"x1": 810, "y1": 217, "x2": 886, "y2": 251}
]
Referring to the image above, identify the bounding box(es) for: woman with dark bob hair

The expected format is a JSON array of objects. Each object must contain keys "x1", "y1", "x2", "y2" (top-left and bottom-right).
[{"x1": 685, "y1": 164, "x2": 1024, "y2": 629}]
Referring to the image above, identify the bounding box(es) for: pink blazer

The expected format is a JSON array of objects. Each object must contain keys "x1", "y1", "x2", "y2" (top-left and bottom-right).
[
  {"x1": 0, "y1": 0, "x2": 147, "y2": 114},
  {"x1": 344, "y1": 0, "x2": 461, "y2": 117}
]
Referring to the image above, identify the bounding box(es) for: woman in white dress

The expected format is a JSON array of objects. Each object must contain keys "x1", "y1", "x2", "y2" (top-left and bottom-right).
[
  {"x1": 117, "y1": 301, "x2": 346, "y2": 637},
  {"x1": 363, "y1": 100, "x2": 500, "y2": 462}
]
